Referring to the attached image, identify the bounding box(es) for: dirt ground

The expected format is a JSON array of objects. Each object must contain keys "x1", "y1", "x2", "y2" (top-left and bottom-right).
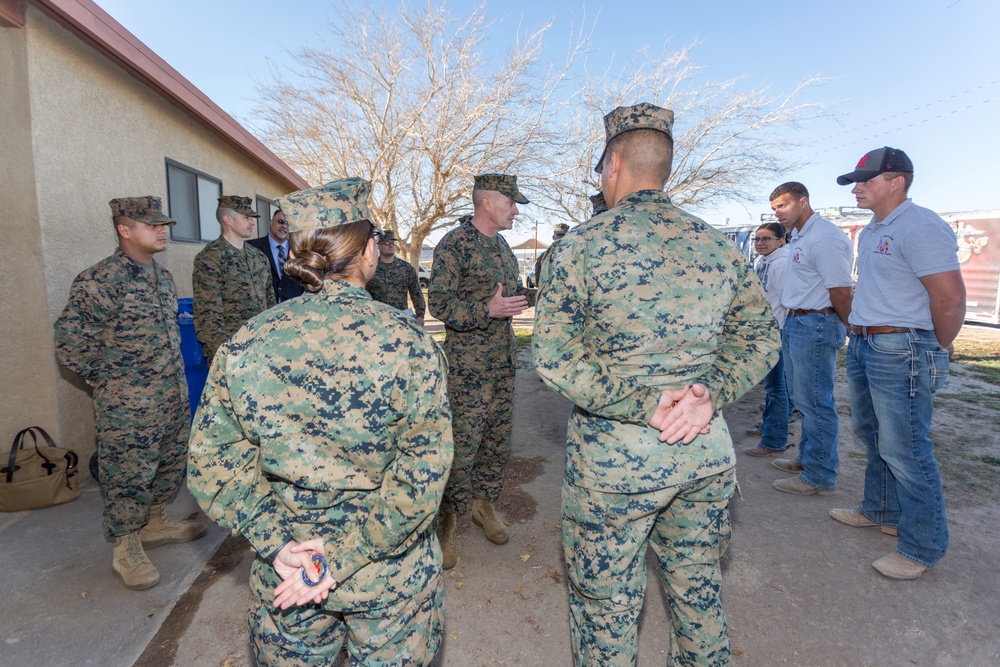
[
  {"x1": 715, "y1": 324, "x2": 1000, "y2": 667},
  {"x1": 148, "y1": 323, "x2": 1000, "y2": 666}
]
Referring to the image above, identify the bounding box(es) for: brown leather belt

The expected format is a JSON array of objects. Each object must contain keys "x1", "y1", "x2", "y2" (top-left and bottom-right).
[
  {"x1": 849, "y1": 325, "x2": 926, "y2": 336},
  {"x1": 787, "y1": 307, "x2": 834, "y2": 316}
]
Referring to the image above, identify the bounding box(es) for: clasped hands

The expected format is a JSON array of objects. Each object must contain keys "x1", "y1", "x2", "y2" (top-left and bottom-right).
[
  {"x1": 648, "y1": 383, "x2": 713, "y2": 444},
  {"x1": 273, "y1": 539, "x2": 337, "y2": 610}
]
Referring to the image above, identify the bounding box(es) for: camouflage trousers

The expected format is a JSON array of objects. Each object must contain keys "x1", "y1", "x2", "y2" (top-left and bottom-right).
[
  {"x1": 248, "y1": 556, "x2": 445, "y2": 666},
  {"x1": 561, "y1": 468, "x2": 735, "y2": 667},
  {"x1": 441, "y1": 367, "x2": 515, "y2": 515},
  {"x1": 94, "y1": 375, "x2": 190, "y2": 538}
]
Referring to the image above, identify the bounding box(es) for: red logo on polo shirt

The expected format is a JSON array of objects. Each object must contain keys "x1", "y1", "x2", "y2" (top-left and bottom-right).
[{"x1": 876, "y1": 236, "x2": 891, "y2": 254}]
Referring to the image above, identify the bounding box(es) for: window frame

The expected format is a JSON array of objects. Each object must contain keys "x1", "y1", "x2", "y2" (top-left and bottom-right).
[
  {"x1": 255, "y1": 195, "x2": 277, "y2": 238},
  {"x1": 165, "y1": 158, "x2": 223, "y2": 243}
]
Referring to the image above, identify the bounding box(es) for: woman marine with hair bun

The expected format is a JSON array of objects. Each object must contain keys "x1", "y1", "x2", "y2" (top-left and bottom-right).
[{"x1": 187, "y1": 178, "x2": 454, "y2": 666}]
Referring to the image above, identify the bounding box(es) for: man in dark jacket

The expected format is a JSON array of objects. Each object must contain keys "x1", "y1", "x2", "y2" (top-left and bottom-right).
[{"x1": 247, "y1": 208, "x2": 304, "y2": 303}]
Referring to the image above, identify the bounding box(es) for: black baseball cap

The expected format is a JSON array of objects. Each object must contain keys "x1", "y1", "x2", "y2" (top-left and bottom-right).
[{"x1": 837, "y1": 147, "x2": 913, "y2": 185}]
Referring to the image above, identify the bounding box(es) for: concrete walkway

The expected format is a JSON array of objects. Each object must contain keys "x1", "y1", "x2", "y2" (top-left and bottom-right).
[{"x1": 0, "y1": 481, "x2": 227, "y2": 666}]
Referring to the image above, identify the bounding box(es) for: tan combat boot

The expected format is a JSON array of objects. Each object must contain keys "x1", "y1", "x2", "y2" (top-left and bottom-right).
[
  {"x1": 139, "y1": 503, "x2": 208, "y2": 549},
  {"x1": 437, "y1": 510, "x2": 457, "y2": 570},
  {"x1": 113, "y1": 532, "x2": 160, "y2": 590},
  {"x1": 471, "y1": 498, "x2": 509, "y2": 545}
]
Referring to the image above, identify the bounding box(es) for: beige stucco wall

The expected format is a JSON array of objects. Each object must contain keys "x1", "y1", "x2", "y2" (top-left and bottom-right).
[
  {"x1": 0, "y1": 6, "x2": 292, "y2": 458},
  {"x1": 0, "y1": 22, "x2": 63, "y2": 452}
]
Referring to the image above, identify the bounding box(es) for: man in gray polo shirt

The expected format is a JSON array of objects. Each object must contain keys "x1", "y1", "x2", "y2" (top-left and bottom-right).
[
  {"x1": 768, "y1": 182, "x2": 853, "y2": 496},
  {"x1": 829, "y1": 147, "x2": 965, "y2": 580}
]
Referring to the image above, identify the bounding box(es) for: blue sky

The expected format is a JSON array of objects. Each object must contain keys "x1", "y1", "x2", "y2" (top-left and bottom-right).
[{"x1": 95, "y1": 0, "x2": 1000, "y2": 241}]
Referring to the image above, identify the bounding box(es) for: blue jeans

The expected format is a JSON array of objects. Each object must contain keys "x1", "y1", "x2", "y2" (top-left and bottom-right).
[
  {"x1": 782, "y1": 312, "x2": 846, "y2": 489},
  {"x1": 847, "y1": 331, "x2": 949, "y2": 567},
  {"x1": 759, "y1": 349, "x2": 789, "y2": 451}
]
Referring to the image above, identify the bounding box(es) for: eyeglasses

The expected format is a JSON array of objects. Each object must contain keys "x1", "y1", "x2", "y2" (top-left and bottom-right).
[
  {"x1": 752, "y1": 236, "x2": 778, "y2": 243},
  {"x1": 371, "y1": 230, "x2": 383, "y2": 244}
]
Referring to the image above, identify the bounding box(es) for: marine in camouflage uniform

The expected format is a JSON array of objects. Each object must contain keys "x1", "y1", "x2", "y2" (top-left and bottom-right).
[
  {"x1": 366, "y1": 229, "x2": 426, "y2": 321},
  {"x1": 589, "y1": 191, "x2": 609, "y2": 216},
  {"x1": 427, "y1": 174, "x2": 536, "y2": 561},
  {"x1": 533, "y1": 104, "x2": 780, "y2": 666},
  {"x1": 54, "y1": 196, "x2": 206, "y2": 590},
  {"x1": 536, "y1": 194, "x2": 606, "y2": 290},
  {"x1": 187, "y1": 178, "x2": 453, "y2": 666},
  {"x1": 192, "y1": 195, "x2": 275, "y2": 362},
  {"x1": 533, "y1": 222, "x2": 569, "y2": 292}
]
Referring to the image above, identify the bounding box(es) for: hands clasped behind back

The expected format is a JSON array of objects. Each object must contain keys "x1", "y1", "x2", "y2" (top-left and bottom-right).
[
  {"x1": 648, "y1": 383, "x2": 714, "y2": 444},
  {"x1": 272, "y1": 539, "x2": 338, "y2": 610}
]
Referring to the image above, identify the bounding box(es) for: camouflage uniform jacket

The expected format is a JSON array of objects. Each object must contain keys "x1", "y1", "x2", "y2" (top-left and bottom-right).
[
  {"x1": 188, "y1": 280, "x2": 454, "y2": 605},
  {"x1": 533, "y1": 190, "x2": 779, "y2": 493},
  {"x1": 54, "y1": 248, "x2": 186, "y2": 388},
  {"x1": 366, "y1": 257, "x2": 426, "y2": 317},
  {"x1": 193, "y1": 237, "x2": 275, "y2": 361},
  {"x1": 428, "y1": 219, "x2": 536, "y2": 371},
  {"x1": 533, "y1": 240, "x2": 561, "y2": 290}
]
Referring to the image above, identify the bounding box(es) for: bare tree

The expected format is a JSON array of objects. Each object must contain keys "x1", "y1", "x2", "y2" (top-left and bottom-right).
[
  {"x1": 556, "y1": 43, "x2": 831, "y2": 222},
  {"x1": 251, "y1": 1, "x2": 586, "y2": 265},
  {"x1": 252, "y1": 2, "x2": 830, "y2": 263}
]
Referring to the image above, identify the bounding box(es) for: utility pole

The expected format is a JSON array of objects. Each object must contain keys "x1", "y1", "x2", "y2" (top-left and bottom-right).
[{"x1": 532, "y1": 218, "x2": 539, "y2": 263}]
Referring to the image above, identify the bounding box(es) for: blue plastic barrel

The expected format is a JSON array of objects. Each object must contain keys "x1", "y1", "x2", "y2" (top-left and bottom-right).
[{"x1": 177, "y1": 298, "x2": 209, "y2": 419}]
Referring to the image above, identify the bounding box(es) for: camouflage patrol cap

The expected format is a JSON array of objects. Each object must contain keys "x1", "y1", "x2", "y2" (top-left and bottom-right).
[
  {"x1": 274, "y1": 178, "x2": 374, "y2": 234},
  {"x1": 553, "y1": 223, "x2": 570, "y2": 236},
  {"x1": 217, "y1": 195, "x2": 260, "y2": 218},
  {"x1": 379, "y1": 229, "x2": 397, "y2": 243},
  {"x1": 474, "y1": 173, "x2": 530, "y2": 205},
  {"x1": 589, "y1": 192, "x2": 608, "y2": 215},
  {"x1": 594, "y1": 102, "x2": 675, "y2": 174},
  {"x1": 109, "y1": 196, "x2": 175, "y2": 226}
]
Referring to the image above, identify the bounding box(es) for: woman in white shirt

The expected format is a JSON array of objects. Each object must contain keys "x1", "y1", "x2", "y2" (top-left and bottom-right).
[{"x1": 744, "y1": 222, "x2": 792, "y2": 456}]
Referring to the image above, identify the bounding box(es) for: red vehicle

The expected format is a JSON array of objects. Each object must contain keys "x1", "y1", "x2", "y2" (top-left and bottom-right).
[
  {"x1": 827, "y1": 207, "x2": 999, "y2": 326},
  {"x1": 750, "y1": 207, "x2": 1000, "y2": 325},
  {"x1": 942, "y1": 211, "x2": 999, "y2": 325}
]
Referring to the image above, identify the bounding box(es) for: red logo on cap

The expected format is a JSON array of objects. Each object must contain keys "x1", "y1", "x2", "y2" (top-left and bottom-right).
[{"x1": 856, "y1": 154, "x2": 870, "y2": 168}]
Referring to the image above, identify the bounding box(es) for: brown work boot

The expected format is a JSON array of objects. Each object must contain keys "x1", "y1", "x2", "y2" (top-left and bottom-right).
[
  {"x1": 773, "y1": 475, "x2": 835, "y2": 496},
  {"x1": 829, "y1": 508, "x2": 877, "y2": 528},
  {"x1": 829, "y1": 508, "x2": 898, "y2": 535},
  {"x1": 471, "y1": 498, "x2": 509, "y2": 545},
  {"x1": 743, "y1": 444, "x2": 785, "y2": 457},
  {"x1": 772, "y1": 458, "x2": 804, "y2": 473},
  {"x1": 113, "y1": 532, "x2": 160, "y2": 590},
  {"x1": 437, "y1": 510, "x2": 457, "y2": 570},
  {"x1": 872, "y1": 552, "x2": 928, "y2": 580},
  {"x1": 139, "y1": 503, "x2": 208, "y2": 549}
]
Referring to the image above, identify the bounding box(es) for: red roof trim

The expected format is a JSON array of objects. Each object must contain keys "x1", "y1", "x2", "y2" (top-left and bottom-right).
[
  {"x1": 0, "y1": 0, "x2": 25, "y2": 27},
  {"x1": 29, "y1": 0, "x2": 309, "y2": 190}
]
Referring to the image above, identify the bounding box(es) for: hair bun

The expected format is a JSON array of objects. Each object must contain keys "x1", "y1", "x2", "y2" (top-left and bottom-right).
[{"x1": 283, "y1": 253, "x2": 327, "y2": 292}]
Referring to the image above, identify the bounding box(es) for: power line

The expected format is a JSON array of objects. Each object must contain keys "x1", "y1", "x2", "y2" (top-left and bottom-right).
[
  {"x1": 821, "y1": 79, "x2": 998, "y2": 142},
  {"x1": 823, "y1": 97, "x2": 996, "y2": 151}
]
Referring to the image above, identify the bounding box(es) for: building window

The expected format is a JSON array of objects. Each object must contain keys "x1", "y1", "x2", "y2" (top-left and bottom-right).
[
  {"x1": 166, "y1": 159, "x2": 222, "y2": 242},
  {"x1": 256, "y1": 195, "x2": 276, "y2": 238}
]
